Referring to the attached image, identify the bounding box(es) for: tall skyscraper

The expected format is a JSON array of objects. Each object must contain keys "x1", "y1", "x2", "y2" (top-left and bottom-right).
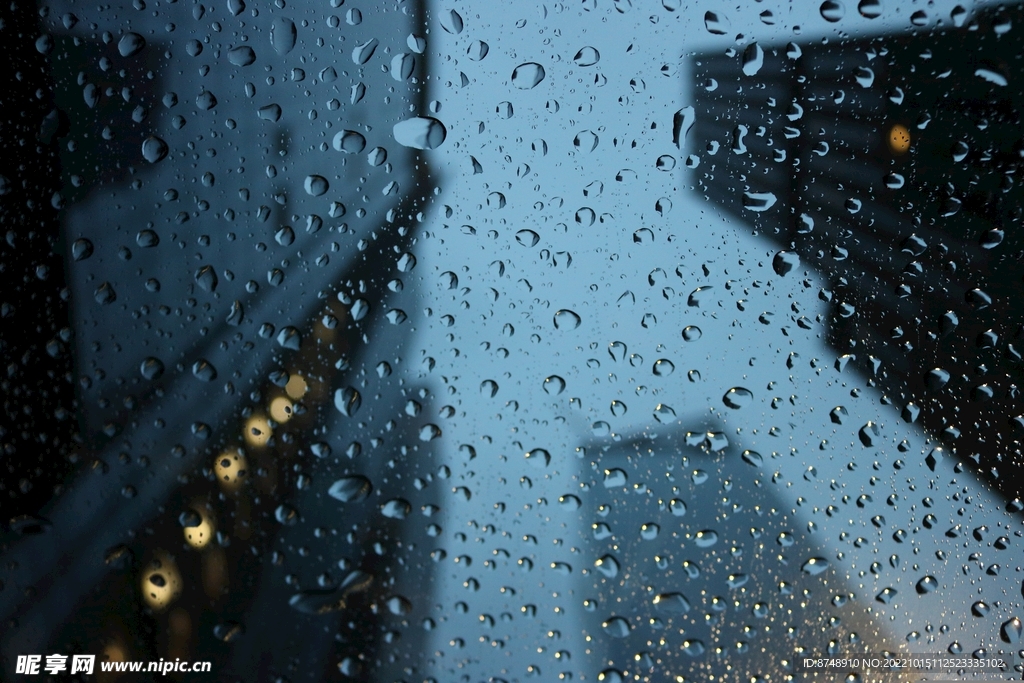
[{"x1": 691, "y1": 5, "x2": 1024, "y2": 500}]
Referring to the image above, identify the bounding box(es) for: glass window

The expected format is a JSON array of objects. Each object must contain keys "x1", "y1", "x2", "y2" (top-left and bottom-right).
[{"x1": 2, "y1": 0, "x2": 1023, "y2": 681}]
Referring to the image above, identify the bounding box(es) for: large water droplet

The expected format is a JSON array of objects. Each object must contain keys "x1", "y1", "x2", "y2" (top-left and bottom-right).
[
  {"x1": 802, "y1": 557, "x2": 830, "y2": 575},
  {"x1": 694, "y1": 530, "x2": 718, "y2": 548},
  {"x1": 525, "y1": 448, "x2": 550, "y2": 469},
  {"x1": 333, "y1": 130, "x2": 366, "y2": 154},
  {"x1": 257, "y1": 104, "x2": 282, "y2": 122},
  {"x1": 704, "y1": 11, "x2": 731, "y2": 34},
  {"x1": 543, "y1": 375, "x2": 566, "y2": 395},
  {"x1": 595, "y1": 554, "x2": 620, "y2": 578},
  {"x1": 192, "y1": 359, "x2": 217, "y2": 382},
  {"x1": 351, "y1": 38, "x2": 379, "y2": 65},
  {"x1": 673, "y1": 106, "x2": 695, "y2": 149},
  {"x1": 742, "y1": 191, "x2": 777, "y2": 212},
  {"x1": 602, "y1": 616, "x2": 631, "y2": 638},
  {"x1": 603, "y1": 468, "x2": 627, "y2": 488},
  {"x1": 142, "y1": 136, "x2": 169, "y2": 163},
  {"x1": 275, "y1": 504, "x2": 299, "y2": 525},
  {"x1": 653, "y1": 404, "x2": 676, "y2": 422},
  {"x1": 328, "y1": 475, "x2": 372, "y2": 503},
  {"x1": 653, "y1": 359, "x2": 675, "y2": 376},
  {"x1": 723, "y1": 387, "x2": 753, "y2": 409},
  {"x1": 71, "y1": 238, "x2": 93, "y2": 261},
  {"x1": 440, "y1": 8, "x2": 464, "y2": 34},
  {"x1": 270, "y1": 17, "x2": 297, "y2": 55},
  {"x1": 574, "y1": 46, "x2": 600, "y2": 66},
  {"x1": 393, "y1": 117, "x2": 447, "y2": 150},
  {"x1": 772, "y1": 250, "x2": 800, "y2": 276},
  {"x1": 858, "y1": 0, "x2": 882, "y2": 18},
  {"x1": 741, "y1": 43, "x2": 764, "y2": 76},
  {"x1": 304, "y1": 175, "x2": 329, "y2": 196},
  {"x1": 820, "y1": 0, "x2": 846, "y2": 22},
  {"x1": 653, "y1": 593, "x2": 690, "y2": 614},
  {"x1": 117, "y1": 32, "x2": 146, "y2": 57},
  {"x1": 194, "y1": 265, "x2": 218, "y2": 292},
  {"x1": 381, "y1": 498, "x2": 412, "y2": 520},
  {"x1": 386, "y1": 595, "x2": 412, "y2": 616},
  {"x1": 512, "y1": 62, "x2": 546, "y2": 89},
  {"x1": 741, "y1": 450, "x2": 763, "y2": 467},
  {"x1": 915, "y1": 576, "x2": 938, "y2": 594},
  {"x1": 516, "y1": 229, "x2": 540, "y2": 247},
  {"x1": 334, "y1": 387, "x2": 362, "y2": 417},
  {"x1": 727, "y1": 573, "x2": 749, "y2": 589},
  {"x1": 419, "y1": 424, "x2": 442, "y2": 441},
  {"x1": 391, "y1": 53, "x2": 416, "y2": 80},
  {"x1": 140, "y1": 357, "x2": 164, "y2": 380},
  {"x1": 227, "y1": 45, "x2": 256, "y2": 66},
  {"x1": 1001, "y1": 617, "x2": 1022, "y2": 643},
  {"x1": 553, "y1": 309, "x2": 581, "y2": 329}
]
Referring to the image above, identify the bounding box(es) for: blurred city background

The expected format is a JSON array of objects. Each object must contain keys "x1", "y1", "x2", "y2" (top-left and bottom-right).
[{"x1": 1, "y1": 0, "x2": 1022, "y2": 681}]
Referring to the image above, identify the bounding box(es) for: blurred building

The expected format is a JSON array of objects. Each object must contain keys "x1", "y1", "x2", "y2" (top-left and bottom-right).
[
  {"x1": 0, "y1": 0, "x2": 442, "y2": 680},
  {"x1": 691, "y1": 4, "x2": 1024, "y2": 500}
]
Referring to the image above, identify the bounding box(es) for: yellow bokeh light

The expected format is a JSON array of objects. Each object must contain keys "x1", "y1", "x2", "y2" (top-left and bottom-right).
[
  {"x1": 140, "y1": 551, "x2": 182, "y2": 610},
  {"x1": 99, "y1": 640, "x2": 128, "y2": 682},
  {"x1": 888, "y1": 124, "x2": 910, "y2": 154},
  {"x1": 269, "y1": 396, "x2": 293, "y2": 423},
  {"x1": 243, "y1": 415, "x2": 271, "y2": 447},
  {"x1": 285, "y1": 374, "x2": 308, "y2": 399},
  {"x1": 214, "y1": 449, "x2": 248, "y2": 491},
  {"x1": 183, "y1": 506, "x2": 215, "y2": 549}
]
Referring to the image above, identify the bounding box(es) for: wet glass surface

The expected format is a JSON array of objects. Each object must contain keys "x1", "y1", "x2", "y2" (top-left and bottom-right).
[{"x1": 2, "y1": 0, "x2": 1024, "y2": 681}]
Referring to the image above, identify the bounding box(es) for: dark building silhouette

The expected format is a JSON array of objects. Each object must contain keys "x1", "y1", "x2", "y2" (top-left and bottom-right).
[
  {"x1": 691, "y1": 5, "x2": 1024, "y2": 500},
  {"x1": 1, "y1": 0, "x2": 440, "y2": 680}
]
